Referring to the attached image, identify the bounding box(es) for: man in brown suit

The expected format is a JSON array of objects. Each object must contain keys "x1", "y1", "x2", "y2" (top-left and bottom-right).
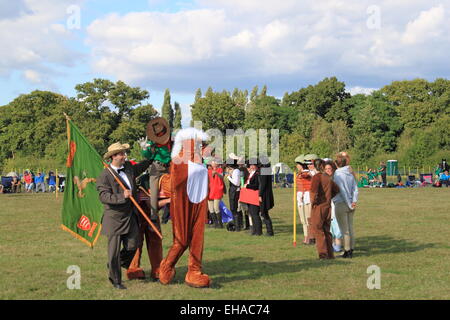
[
  {"x1": 310, "y1": 159, "x2": 340, "y2": 259},
  {"x1": 96, "y1": 142, "x2": 152, "y2": 289}
]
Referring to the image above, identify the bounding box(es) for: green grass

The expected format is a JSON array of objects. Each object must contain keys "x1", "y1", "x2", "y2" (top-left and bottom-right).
[{"x1": 1, "y1": 188, "x2": 449, "y2": 299}]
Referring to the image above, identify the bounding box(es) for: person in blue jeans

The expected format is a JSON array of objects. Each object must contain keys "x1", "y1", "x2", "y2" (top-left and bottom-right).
[{"x1": 324, "y1": 161, "x2": 343, "y2": 252}]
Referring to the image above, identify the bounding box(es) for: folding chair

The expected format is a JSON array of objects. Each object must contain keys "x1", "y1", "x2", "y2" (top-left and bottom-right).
[
  {"x1": 420, "y1": 173, "x2": 433, "y2": 185},
  {"x1": 1, "y1": 176, "x2": 13, "y2": 193}
]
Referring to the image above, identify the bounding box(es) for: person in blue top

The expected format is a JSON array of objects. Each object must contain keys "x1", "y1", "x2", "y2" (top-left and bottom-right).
[
  {"x1": 47, "y1": 172, "x2": 57, "y2": 192},
  {"x1": 439, "y1": 170, "x2": 450, "y2": 187},
  {"x1": 35, "y1": 172, "x2": 46, "y2": 193},
  {"x1": 332, "y1": 154, "x2": 358, "y2": 258}
]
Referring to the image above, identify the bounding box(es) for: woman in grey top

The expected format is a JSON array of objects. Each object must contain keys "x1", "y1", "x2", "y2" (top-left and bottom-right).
[{"x1": 332, "y1": 154, "x2": 358, "y2": 258}]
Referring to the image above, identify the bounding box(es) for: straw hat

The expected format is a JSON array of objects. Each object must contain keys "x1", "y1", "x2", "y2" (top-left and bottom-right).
[
  {"x1": 295, "y1": 154, "x2": 305, "y2": 164},
  {"x1": 103, "y1": 142, "x2": 130, "y2": 159},
  {"x1": 146, "y1": 117, "x2": 171, "y2": 145},
  {"x1": 304, "y1": 154, "x2": 319, "y2": 161}
]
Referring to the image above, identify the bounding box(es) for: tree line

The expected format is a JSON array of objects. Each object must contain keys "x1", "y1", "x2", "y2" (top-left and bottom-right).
[{"x1": 1, "y1": 77, "x2": 449, "y2": 173}]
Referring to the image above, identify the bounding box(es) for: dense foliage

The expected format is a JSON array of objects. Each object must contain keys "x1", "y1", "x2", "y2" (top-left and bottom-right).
[{"x1": 1, "y1": 77, "x2": 448, "y2": 172}]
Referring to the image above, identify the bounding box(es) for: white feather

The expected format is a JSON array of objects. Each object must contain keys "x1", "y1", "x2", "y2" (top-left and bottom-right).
[{"x1": 171, "y1": 127, "x2": 209, "y2": 159}]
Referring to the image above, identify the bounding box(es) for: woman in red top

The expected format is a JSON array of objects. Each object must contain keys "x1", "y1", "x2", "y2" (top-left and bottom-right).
[{"x1": 207, "y1": 159, "x2": 225, "y2": 228}]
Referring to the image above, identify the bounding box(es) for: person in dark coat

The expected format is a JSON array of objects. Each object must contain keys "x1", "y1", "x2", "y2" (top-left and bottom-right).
[
  {"x1": 244, "y1": 158, "x2": 262, "y2": 235},
  {"x1": 96, "y1": 142, "x2": 152, "y2": 289},
  {"x1": 259, "y1": 156, "x2": 275, "y2": 236},
  {"x1": 226, "y1": 156, "x2": 242, "y2": 231}
]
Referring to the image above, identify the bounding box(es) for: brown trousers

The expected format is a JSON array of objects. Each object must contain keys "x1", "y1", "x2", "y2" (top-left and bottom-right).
[
  {"x1": 127, "y1": 201, "x2": 163, "y2": 279},
  {"x1": 310, "y1": 204, "x2": 334, "y2": 259}
]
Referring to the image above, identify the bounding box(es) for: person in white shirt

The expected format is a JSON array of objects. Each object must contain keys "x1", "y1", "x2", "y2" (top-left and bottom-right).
[{"x1": 226, "y1": 158, "x2": 242, "y2": 231}]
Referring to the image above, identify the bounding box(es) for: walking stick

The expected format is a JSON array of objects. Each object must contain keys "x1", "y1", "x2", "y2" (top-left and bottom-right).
[
  {"x1": 139, "y1": 186, "x2": 151, "y2": 197},
  {"x1": 103, "y1": 163, "x2": 163, "y2": 240}
]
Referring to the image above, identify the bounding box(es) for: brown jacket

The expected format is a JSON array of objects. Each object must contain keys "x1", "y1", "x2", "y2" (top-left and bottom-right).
[
  {"x1": 96, "y1": 160, "x2": 151, "y2": 236},
  {"x1": 310, "y1": 173, "x2": 339, "y2": 208}
]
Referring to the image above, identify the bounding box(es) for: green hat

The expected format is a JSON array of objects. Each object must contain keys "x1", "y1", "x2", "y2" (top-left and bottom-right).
[
  {"x1": 295, "y1": 154, "x2": 305, "y2": 164},
  {"x1": 304, "y1": 154, "x2": 319, "y2": 161}
]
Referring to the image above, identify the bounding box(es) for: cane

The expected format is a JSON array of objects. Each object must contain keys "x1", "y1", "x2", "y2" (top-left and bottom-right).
[{"x1": 103, "y1": 163, "x2": 163, "y2": 240}]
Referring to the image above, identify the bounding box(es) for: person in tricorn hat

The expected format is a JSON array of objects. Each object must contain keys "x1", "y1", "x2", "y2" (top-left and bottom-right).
[
  {"x1": 258, "y1": 156, "x2": 275, "y2": 236},
  {"x1": 242, "y1": 157, "x2": 264, "y2": 235},
  {"x1": 225, "y1": 154, "x2": 243, "y2": 231},
  {"x1": 139, "y1": 117, "x2": 172, "y2": 222},
  {"x1": 96, "y1": 142, "x2": 152, "y2": 289}
]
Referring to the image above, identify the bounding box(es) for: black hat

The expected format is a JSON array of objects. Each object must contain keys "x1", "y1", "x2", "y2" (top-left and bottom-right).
[
  {"x1": 259, "y1": 155, "x2": 271, "y2": 168},
  {"x1": 246, "y1": 157, "x2": 260, "y2": 168},
  {"x1": 225, "y1": 158, "x2": 239, "y2": 168}
]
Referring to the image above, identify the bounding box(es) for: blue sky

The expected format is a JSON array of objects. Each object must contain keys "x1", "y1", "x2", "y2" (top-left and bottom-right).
[{"x1": 1, "y1": 0, "x2": 450, "y2": 127}]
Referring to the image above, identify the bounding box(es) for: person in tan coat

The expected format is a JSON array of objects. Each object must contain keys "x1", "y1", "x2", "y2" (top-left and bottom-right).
[{"x1": 310, "y1": 159, "x2": 340, "y2": 259}]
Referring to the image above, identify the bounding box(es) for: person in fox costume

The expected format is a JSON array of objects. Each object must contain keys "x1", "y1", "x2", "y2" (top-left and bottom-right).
[{"x1": 158, "y1": 127, "x2": 211, "y2": 288}]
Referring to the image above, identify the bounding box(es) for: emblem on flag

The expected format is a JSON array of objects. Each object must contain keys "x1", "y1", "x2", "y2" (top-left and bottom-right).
[{"x1": 77, "y1": 215, "x2": 91, "y2": 231}]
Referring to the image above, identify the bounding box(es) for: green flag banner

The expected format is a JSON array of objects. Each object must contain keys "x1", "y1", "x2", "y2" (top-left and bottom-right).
[{"x1": 61, "y1": 118, "x2": 104, "y2": 248}]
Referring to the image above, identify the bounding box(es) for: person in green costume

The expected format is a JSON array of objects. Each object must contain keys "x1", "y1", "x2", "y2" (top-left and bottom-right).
[{"x1": 139, "y1": 117, "x2": 172, "y2": 222}]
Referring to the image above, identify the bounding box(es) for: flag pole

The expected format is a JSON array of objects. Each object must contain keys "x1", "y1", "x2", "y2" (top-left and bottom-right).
[
  {"x1": 56, "y1": 169, "x2": 59, "y2": 199},
  {"x1": 103, "y1": 163, "x2": 163, "y2": 240},
  {"x1": 293, "y1": 169, "x2": 297, "y2": 247}
]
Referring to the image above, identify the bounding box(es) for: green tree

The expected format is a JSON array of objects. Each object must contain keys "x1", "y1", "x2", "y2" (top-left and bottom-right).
[
  {"x1": 174, "y1": 102, "x2": 182, "y2": 129},
  {"x1": 250, "y1": 85, "x2": 258, "y2": 101},
  {"x1": 195, "y1": 88, "x2": 202, "y2": 103},
  {"x1": 191, "y1": 89, "x2": 245, "y2": 131},
  {"x1": 161, "y1": 89, "x2": 174, "y2": 128}
]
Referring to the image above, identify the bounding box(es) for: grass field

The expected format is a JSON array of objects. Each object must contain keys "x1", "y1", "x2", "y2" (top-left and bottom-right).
[{"x1": 1, "y1": 187, "x2": 449, "y2": 300}]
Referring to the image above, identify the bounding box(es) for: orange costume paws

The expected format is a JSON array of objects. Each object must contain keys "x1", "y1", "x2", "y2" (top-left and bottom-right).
[
  {"x1": 126, "y1": 268, "x2": 145, "y2": 280},
  {"x1": 158, "y1": 259, "x2": 176, "y2": 285},
  {"x1": 185, "y1": 271, "x2": 212, "y2": 288}
]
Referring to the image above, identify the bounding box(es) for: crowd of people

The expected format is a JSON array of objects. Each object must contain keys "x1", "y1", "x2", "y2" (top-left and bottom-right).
[
  {"x1": 356, "y1": 159, "x2": 450, "y2": 188},
  {"x1": 364, "y1": 162, "x2": 387, "y2": 187},
  {"x1": 0, "y1": 170, "x2": 61, "y2": 194},
  {"x1": 433, "y1": 160, "x2": 450, "y2": 187},
  {"x1": 295, "y1": 152, "x2": 358, "y2": 259}
]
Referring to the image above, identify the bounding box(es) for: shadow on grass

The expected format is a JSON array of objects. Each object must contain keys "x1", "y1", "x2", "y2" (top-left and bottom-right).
[
  {"x1": 140, "y1": 255, "x2": 346, "y2": 288},
  {"x1": 274, "y1": 221, "x2": 437, "y2": 256},
  {"x1": 356, "y1": 235, "x2": 436, "y2": 257},
  {"x1": 162, "y1": 256, "x2": 347, "y2": 288},
  {"x1": 203, "y1": 256, "x2": 347, "y2": 287},
  {"x1": 138, "y1": 235, "x2": 436, "y2": 288}
]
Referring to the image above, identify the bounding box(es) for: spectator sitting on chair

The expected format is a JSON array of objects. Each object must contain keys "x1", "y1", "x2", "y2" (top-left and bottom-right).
[
  {"x1": 35, "y1": 172, "x2": 46, "y2": 193},
  {"x1": 367, "y1": 169, "x2": 378, "y2": 187},
  {"x1": 11, "y1": 176, "x2": 21, "y2": 193},
  {"x1": 440, "y1": 170, "x2": 450, "y2": 187},
  {"x1": 24, "y1": 171, "x2": 34, "y2": 192},
  {"x1": 434, "y1": 163, "x2": 443, "y2": 181},
  {"x1": 47, "y1": 172, "x2": 56, "y2": 192}
]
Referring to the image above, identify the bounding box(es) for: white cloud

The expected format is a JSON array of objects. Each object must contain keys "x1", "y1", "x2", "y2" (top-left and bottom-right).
[
  {"x1": 347, "y1": 86, "x2": 377, "y2": 96},
  {"x1": 85, "y1": 1, "x2": 450, "y2": 94},
  {"x1": 0, "y1": 0, "x2": 83, "y2": 80},
  {"x1": 23, "y1": 69, "x2": 42, "y2": 83},
  {"x1": 4, "y1": 0, "x2": 447, "y2": 99},
  {"x1": 402, "y1": 5, "x2": 445, "y2": 45}
]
